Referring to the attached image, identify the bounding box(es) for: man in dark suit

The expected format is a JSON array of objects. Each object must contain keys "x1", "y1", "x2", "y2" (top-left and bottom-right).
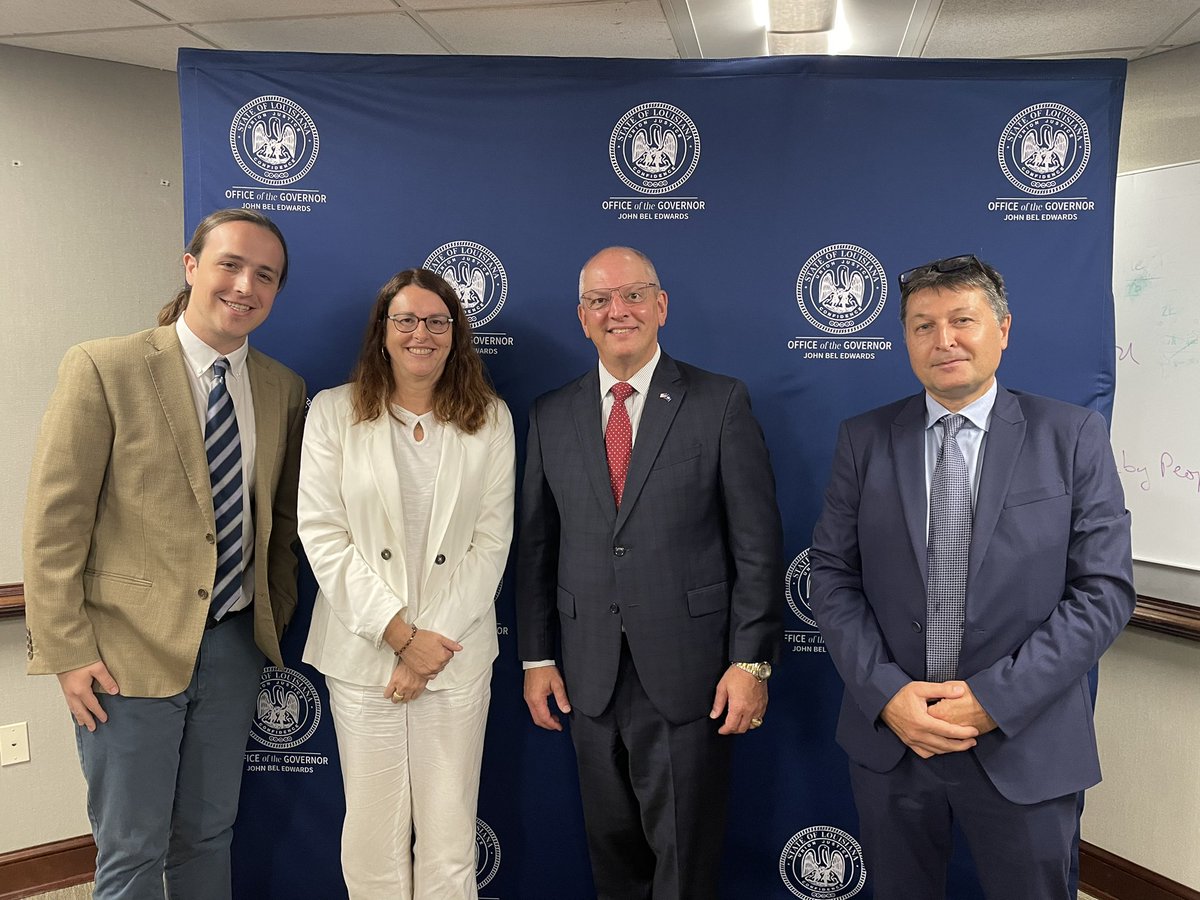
[
  {"x1": 809, "y1": 254, "x2": 1135, "y2": 899},
  {"x1": 517, "y1": 246, "x2": 783, "y2": 900},
  {"x1": 24, "y1": 209, "x2": 305, "y2": 899}
]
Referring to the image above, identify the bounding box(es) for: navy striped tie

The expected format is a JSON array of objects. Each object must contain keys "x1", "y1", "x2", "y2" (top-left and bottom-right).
[{"x1": 205, "y1": 358, "x2": 243, "y2": 621}]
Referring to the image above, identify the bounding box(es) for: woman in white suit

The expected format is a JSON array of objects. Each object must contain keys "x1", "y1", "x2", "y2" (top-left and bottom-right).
[{"x1": 299, "y1": 268, "x2": 515, "y2": 899}]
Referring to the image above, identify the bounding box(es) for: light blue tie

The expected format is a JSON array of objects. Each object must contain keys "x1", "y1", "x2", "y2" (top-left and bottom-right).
[
  {"x1": 926, "y1": 414, "x2": 971, "y2": 682},
  {"x1": 205, "y1": 358, "x2": 243, "y2": 621}
]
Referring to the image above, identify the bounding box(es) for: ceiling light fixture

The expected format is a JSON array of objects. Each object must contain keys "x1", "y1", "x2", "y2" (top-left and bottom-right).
[
  {"x1": 765, "y1": 0, "x2": 852, "y2": 56},
  {"x1": 767, "y1": 31, "x2": 831, "y2": 55},
  {"x1": 767, "y1": 0, "x2": 836, "y2": 34}
]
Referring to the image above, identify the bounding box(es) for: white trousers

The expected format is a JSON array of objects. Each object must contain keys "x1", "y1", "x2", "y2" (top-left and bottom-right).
[{"x1": 326, "y1": 669, "x2": 491, "y2": 900}]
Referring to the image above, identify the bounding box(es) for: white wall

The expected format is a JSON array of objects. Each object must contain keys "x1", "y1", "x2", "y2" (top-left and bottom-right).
[
  {"x1": 1079, "y1": 42, "x2": 1200, "y2": 892},
  {"x1": 0, "y1": 43, "x2": 182, "y2": 854},
  {"x1": 0, "y1": 41, "x2": 1197, "y2": 891}
]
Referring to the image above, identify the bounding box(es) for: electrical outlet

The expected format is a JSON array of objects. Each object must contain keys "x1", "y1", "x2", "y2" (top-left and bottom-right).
[{"x1": 1, "y1": 722, "x2": 30, "y2": 765}]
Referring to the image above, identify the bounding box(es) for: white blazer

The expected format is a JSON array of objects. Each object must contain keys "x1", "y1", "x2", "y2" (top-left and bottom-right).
[{"x1": 299, "y1": 384, "x2": 515, "y2": 690}]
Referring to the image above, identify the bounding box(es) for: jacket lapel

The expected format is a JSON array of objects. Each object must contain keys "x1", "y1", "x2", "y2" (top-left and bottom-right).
[
  {"x1": 891, "y1": 393, "x2": 930, "y2": 586},
  {"x1": 570, "y1": 368, "x2": 615, "y2": 525},
  {"x1": 615, "y1": 355, "x2": 683, "y2": 534},
  {"x1": 968, "y1": 386, "x2": 1025, "y2": 586},
  {"x1": 366, "y1": 413, "x2": 406, "y2": 544},
  {"x1": 144, "y1": 327, "x2": 212, "y2": 527},
  {"x1": 247, "y1": 349, "x2": 280, "y2": 534}
]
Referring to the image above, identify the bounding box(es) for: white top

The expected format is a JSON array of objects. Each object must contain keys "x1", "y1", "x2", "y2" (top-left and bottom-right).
[
  {"x1": 175, "y1": 316, "x2": 256, "y2": 612},
  {"x1": 391, "y1": 407, "x2": 442, "y2": 620}
]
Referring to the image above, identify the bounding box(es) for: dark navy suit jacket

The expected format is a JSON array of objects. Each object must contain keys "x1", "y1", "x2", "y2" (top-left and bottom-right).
[
  {"x1": 809, "y1": 386, "x2": 1134, "y2": 804},
  {"x1": 516, "y1": 353, "x2": 783, "y2": 725}
]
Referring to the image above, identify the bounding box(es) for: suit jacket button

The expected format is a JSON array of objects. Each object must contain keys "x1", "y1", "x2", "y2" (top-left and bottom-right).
[
  {"x1": 205, "y1": 532, "x2": 215, "y2": 544},
  {"x1": 435, "y1": 554, "x2": 446, "y2": 565},
  {"x1": 381, "y1": 548, "x2": 392, "y2": 560},
  {"x1": 613, "y1": 546, "x2": 625, "y2": 557},
  {"x1": 609, "y1": 603, "x2": 619, "y2": 614},
  {"x1": 198, "y1": 589, "x2": 209, "y2": 600},
  {"x1": 911, "y1": 621, "x2": 922, "y2": 633}
]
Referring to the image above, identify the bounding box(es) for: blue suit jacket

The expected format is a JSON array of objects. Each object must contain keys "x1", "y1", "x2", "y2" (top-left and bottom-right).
[
  {"x1": 516, "y1": 353, "x2": 783, "y2": 725},
  {"x1": 809, "y1": 386, "x2": 1134, "y2": 804}
]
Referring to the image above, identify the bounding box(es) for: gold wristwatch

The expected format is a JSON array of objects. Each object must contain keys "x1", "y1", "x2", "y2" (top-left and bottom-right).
[{"x1": 733, "y1": 661, "x2": 772, "y2": 683}]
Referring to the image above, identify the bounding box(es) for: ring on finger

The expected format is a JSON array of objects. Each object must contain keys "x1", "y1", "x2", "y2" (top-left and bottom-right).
[
  {"x1": 750, "y1": 717, "x2": 764, "y2": 729},
  {"x1": 392, "y1": 691, "x2": 405, "y2": 703}
]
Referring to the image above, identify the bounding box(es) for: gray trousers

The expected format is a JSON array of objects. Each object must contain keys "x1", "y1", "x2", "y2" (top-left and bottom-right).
[
  {"x1": 75, "y1": 612, "x2": 263, "y2": 900},
  {"x1": 569, "y1": 636, "x2": 732, "y2": 900}
]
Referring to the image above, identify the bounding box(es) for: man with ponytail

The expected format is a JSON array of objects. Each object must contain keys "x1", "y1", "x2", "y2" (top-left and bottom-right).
[{"x1": 24, "y1": 209, "x2": 306, "y2": 899}]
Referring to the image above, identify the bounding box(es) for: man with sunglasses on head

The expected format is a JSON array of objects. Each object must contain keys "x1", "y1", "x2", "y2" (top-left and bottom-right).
[
  {"x1": 516, "y1": 246, "x2": 783, "y2": 900},
  {"x1": 809, "y1": 253, "x2": 1134, "y2": 899}
]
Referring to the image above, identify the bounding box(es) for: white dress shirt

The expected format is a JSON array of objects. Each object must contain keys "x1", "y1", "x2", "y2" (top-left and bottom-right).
[
  {"x1": 598, "y1": 344, "x2": 662, "y2": 443},
  {"x1": 175, "y1": 317, "x2": 256, "y2": 612},
  {"x1": 922, "y1": 380, "x2": 998, "y2": 536}
]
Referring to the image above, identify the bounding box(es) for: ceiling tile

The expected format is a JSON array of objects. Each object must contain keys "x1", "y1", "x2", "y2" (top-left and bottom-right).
[
  {"x1": 410, "y1": 0, "x2": 606, "y2": 9},
  {"x1": 923, "y1": 0, "x2": 1200, "y2": 58},
  {"x1": 0, "y1": 25, "x2": 211, "y2": 70},
  {"x1": 424, "y1": 0, "x2": 678, "y2": 57},
  {"x1": 0, "y1": 0, "x2": 168, "y2": 36},
  {"x1": 191, "y1": 13, "x2": 448, "y2": 55},
  {"x1": 1018, "y1": 47, "x2": 1147, "y2": 61},
  {"x1": 137, "y1": 0, "x2": 398, "y2": 23},
  {"x1": 1167, "y1": 10, "x2": 1200, "y2": 46}
]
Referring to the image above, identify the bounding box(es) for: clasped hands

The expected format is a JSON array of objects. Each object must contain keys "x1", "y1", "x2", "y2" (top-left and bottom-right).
[
  {"x1": 881, "y1": 680, "x2": 998, "y2": 759},
  {"x1": 382, "y1": 615, "x2": 462, "y2": 703}
]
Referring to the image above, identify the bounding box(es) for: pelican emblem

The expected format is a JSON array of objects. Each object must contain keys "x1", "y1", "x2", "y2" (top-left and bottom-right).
[
  {"x1": 631, "y1": 124, "x2": 679, "y2": 175},
  {"x1": 1021, "y1": 124, "x2": 1069, "y2": 175},
  {"x1": 800, "y1": 844, "x2": 847, "y2": 887},
  {"x1": 442, "y1": 264, "x2": 487, "y2": 313},
  {"x1": 818, "y1": 266, "x2": 866, "y2": 315},
  {"x1": 251, "y1": 116, "x2": 298, "y2": 165},
  {"x1": 257, "y1": 683, "x2": 300, "y2": 730}
]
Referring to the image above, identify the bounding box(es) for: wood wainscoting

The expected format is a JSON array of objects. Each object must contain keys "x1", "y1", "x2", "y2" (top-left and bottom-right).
[
  {"x1": 1081, "y1": 841, "x2": 1200, "y2": 900},
  {"x1": 0, "y1": 835, "x2": 95, "y2": 900}
]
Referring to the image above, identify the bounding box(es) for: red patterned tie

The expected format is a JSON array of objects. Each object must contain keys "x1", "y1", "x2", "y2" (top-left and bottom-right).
[{"x1": 606, "y1": 382, "x2": 635, "y2": 506}]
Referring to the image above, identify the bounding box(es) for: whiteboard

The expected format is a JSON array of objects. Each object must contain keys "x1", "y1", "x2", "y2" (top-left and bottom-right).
[{"x1": 1111, "y1": 160, "x2": 1200, "y2": 577}]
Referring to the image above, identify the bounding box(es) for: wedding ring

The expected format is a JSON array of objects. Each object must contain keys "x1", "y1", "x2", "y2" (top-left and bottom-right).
[
  {"x1": 750, "y1": 717, "x2": 764, "y2": 729},
  {"x1": 392, "y1": 691, "x2": 405, "y2": 703}
]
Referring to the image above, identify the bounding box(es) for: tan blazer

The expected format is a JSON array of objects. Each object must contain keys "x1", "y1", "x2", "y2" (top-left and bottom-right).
[
  {"x1": 23, "y1": 325, "x2": 306, "y2": 697},
  {"x1": 299, "y1": 385, "x2": 515, "y2": 691}
]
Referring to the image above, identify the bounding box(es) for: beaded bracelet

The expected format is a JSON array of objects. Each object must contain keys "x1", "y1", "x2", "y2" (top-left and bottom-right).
[{"x1": 395, "y1": 622, "x2": 419, "y2": 657}]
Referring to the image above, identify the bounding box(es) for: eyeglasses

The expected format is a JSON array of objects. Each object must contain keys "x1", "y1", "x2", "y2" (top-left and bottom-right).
[
  {"x1": 579, "y1": 282, "x2": 658, "y2": 312},
  {"x1": 386, "y1": 314, "x2": 454, "y2": 334},
  {"x1": 897, "y1": 254, "x2": 983, "y2": 286},
  {"x1": 898, "y1": 254, "x2": 1001, "y2": 293}
]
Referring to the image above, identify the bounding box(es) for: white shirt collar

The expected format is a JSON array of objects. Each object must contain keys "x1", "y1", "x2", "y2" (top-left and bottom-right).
[
  {"x1": 598, "y1": 344, "x2": 661, "y2": 398},
  {"x1": 924, "y1": 380, "x2": 998, "y2": 432},
  {"x1": 175, "y1": 316, "x2": 250, "y2": 379}
]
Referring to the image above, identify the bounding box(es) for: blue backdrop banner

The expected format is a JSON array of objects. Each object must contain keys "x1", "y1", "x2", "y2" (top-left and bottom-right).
[{"x1": 178, "y1": 49, "x2": 1125, "y2": 900}]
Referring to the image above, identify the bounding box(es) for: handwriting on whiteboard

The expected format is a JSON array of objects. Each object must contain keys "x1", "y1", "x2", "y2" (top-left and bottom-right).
[{"x1": 1119, "y1": 450, "x2": 1200, "y2": 495}]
